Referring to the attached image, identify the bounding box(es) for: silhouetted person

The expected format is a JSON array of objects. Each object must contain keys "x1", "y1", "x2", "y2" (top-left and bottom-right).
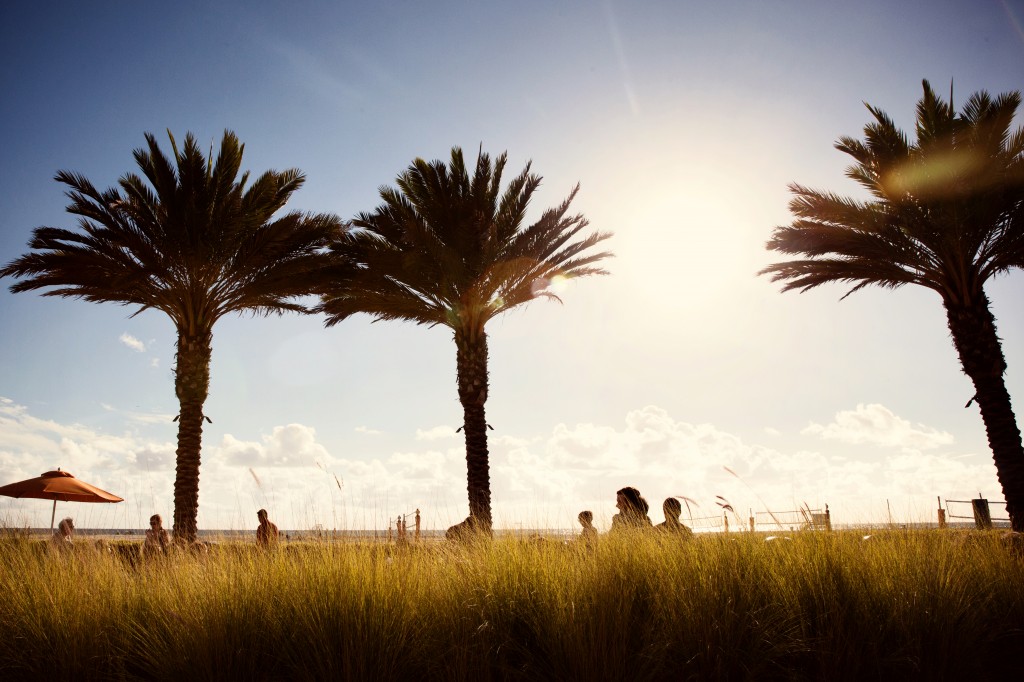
[
  {"x1": 610, "y1": 486, "x2": 653, "y2": 534},
  {"x1": 578, "y1": 510, "x2": 598, "y2": 548},
  {"x1": 49, "y1": 517, "x2": 74, "y2": 553},
  {"x1": 143, "y1": 514, "x2": 171, "y2": 559},
  {"x1": 445, "y1": 517, "x2": 479, "y2": 542},
  {"x1": 256, "y1": 508, "x2": 279, "y2": 548},
  {"x1": 656, "y1": 497, "x2": 693, "y2": 537}
]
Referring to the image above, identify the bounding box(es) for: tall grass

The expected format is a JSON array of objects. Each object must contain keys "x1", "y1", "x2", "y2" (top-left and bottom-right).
[{"x1": 1, "y1": 531, "x2": 1021, "y2": 680}]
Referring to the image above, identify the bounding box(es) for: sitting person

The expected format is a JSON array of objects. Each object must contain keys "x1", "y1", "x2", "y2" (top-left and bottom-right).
[
  {"x1": 445, "y1": 516, "x2": 487, "y2": 542},
  {"x1": 143, "y1": 514, "x2": 171, "y2": 559},
  {"x1": 49, "y1": 517, "x2": 74, "y2": 553},
  {"x1": 610, "y1": 486, "x2": 653, "y2": 534},
  {"x1": 656, "y1": 497, "x2": 693, "y2": 537},
  {"x1": 577, "y1": 510, "x2": 598, "y2": 547}
]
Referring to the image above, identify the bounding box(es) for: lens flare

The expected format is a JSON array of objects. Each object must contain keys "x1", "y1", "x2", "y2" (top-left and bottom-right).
[
  {"x1": 531, "y1": 274, "x2": 570, "y2": 297},
  {"x1": 549, "y1": 274, "x2": 570, "y2": 293},
  {"x1": 1004, "y1": 0, "x2": 1024, "y2": 43},
  {"x1": 882, "y1": 149, "x2": 983, "y2": 198}
]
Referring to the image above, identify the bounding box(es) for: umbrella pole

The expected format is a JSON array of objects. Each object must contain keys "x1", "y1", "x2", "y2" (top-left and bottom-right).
[{"x1": 50, "y1": 500, "x2": 56, "y2": 532}]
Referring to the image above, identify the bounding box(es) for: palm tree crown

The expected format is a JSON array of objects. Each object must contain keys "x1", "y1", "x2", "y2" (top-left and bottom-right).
[
  {"x1": 1, "y1": 130, "x2": 344, "y2": 542},
  {"x1": 5, "y1": 131, "x2": 341, "y2": 322},
  {"x1": 319, "y1": 147, "x2": 612, "y2": 533},
  {"x1": 761, "y1": 80, "x2": 1024, "y2": 530},
  {"x1": 322, "y1": 147, "x2": 611, "y2": 330},
  {"x1": 763, "y1": 82, "x2": 1023, "y2": 300}
]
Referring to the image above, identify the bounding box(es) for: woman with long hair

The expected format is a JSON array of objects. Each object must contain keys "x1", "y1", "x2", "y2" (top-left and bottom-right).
[{"x1": 610, "y1": 486, "x2": 653, "y2": 533}]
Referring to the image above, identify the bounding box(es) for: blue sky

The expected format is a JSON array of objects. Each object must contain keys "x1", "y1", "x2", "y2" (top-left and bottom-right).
[{"x1": 1, "y1": 1, "x2": 1022, "y2": 532}]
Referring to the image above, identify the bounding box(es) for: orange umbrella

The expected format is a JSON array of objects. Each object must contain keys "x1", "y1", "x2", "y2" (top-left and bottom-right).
[{"x1": 0, "y1": 468, "x2": 124, "y2": 530}]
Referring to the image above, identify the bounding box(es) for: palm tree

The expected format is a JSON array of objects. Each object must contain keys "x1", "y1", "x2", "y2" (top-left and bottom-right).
[
  {"x1": 318, "y1": 147, "x2": 612, "y2": 535},
  {"x1": 761, "y1": 80, "x2": 1024, "y2": 531},
  {"x1": 0, "y1": 131, "x2": 344, "y2": 543}
]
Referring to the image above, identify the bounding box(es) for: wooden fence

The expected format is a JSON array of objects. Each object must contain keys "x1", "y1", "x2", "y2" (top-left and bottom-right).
[{"x1": 942, "y1": 496, "x2": 1009, "y2": 529}]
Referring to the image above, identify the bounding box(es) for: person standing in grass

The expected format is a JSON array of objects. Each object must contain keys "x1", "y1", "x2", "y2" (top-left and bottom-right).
[
  {"x1": 656, "y1": 498, "x2": 693, "y2": 537},
  {"x1": 143, "y1": 514, "x2": 170, "y2": 559},
  {"x1": 610, "y1": 487, "x2": 653, "y2": 534},
  {"x1": 256, "y1": 509, "x2": 279, "y2": 548}
]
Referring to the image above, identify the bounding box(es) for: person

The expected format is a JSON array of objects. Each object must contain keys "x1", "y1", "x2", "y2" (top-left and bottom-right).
[
  {"x1": 445, "y1": 517, "x2": 474, "y2": 542},
  {"x1": 577, "y1": 510, "x2": 598, "y2": 548},
  {"x1": 49, "y1": 517, "x2": 74, "y2": 553},
  {"x1": 256, "y1": 508, "x2": 279, "y2": 548},
  {"x1": 189, "y1": 540, "x2": 211, "y2": 558},
  {"x1": 656, "y1": 497, "x2": 694, "y2": 537},
  {"x1": 143, "y1": 514, "x2": 171, "y2": 559},
  {"x1": 610, "y1": 486, "x2": 653, "y2": 534}
]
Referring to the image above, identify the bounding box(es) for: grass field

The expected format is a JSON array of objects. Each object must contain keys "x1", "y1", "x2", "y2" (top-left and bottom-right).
[{"x1": 1, "y1": 529, "x2": 1021, "y2": 681}]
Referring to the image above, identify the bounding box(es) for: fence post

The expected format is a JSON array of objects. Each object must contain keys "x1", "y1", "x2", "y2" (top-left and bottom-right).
[
  {"x1": 825, "y1": 504, "x2": 832, "y2": 532},
  {"x1": 937, "y1": 496, "x2": 947, "y2": 529},
  {"x1": 397, "y1": 515, "x2": 410, "y2": 546},
  {"x1": 749, "y1": 510, "x2": 755, "y2": 533},
  {"x1": 972, "y1": 495, "x2": 992, "y2": 530},
  {"x1": 723, "y1": 514, "x2": 729, "y2": 533},
  {"x1": 415, "y1": 508, "x2": 421, "y2": 542}
]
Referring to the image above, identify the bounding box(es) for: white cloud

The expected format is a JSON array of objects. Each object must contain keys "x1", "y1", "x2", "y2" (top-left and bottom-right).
[
  {"x1": 0, "y1": 399, "x2": 167, "y2": 475},
  {"x1": 218, "y1": 424, "x2": 331, "y2": 468},
  {"x1": 131, "y1": 444, "x2": 175, "y2": 470},
  {"x1": 416, "y1": 425, "x2": 458, "y2": 440},
  {"x1": 354, "y1": 426, "x2": 381, "y2": 436},
  {"x1": 150, "y1": 358, "x2": 160, "y2": 368},
  {"x1": 99, "y1": 403, "x2": 175, "y2": 426},
  {"x1": 128, "y1": 411, "x2": 174, "y2": 426},
  {"x1": 119, "y1": 333, "x2": 146, "y2": 353},
  {"x1": 802, "y1": 403, "x2": 954, "y2": 452}
]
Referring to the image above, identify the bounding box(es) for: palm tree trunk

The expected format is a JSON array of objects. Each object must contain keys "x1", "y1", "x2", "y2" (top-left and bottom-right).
[
  {"x1": 455, "y1": 326, "x2": 493, "y2": 535},
  {"x1": 945, "y1": 294, "x2": 1024, "y2": 532},
  {"x1": 172, "y1": 327, "x2": 212, "y2": 544}
]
